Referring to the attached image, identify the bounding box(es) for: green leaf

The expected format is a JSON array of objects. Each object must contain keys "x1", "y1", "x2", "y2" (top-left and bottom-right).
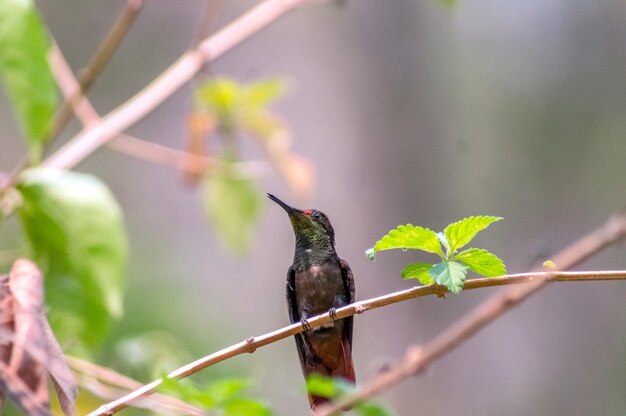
[
  {"x1": 195, "y1": 78, "x2": 241, "y2": 131},
  {"x1": 306, "y1": 374, "x2": 338, "y2": 399},
  {"x1": 245, "y1": 78, "x2": 287, "y2": 108},
  {"x1": 222, "y1": 398, "x2": 272, "y2": 416},
  {"x1": 202, "y1": 156, "x2": 263, "y2": 253},
  {"x1": 438, "y1": 0, "x2": 459, "y2": 7},
  {"x1": 355, "y1": 402, "x2": 394, "y2": 416},
  {"x1": 444, "y1": 216, "x2": 502, "y2": 254},
  {"x1": 160, "y1": 376, "x2": 216, "y2": 408},
  {"x1": 428, "y1": 261, "x2": 469, "y2": 294},
  {"x1": 0, "y1": 0, "x2": 57, "y2": 160},
  {"x1": 17, "y1": 168, "x2": 127, "y2": 352},
  {"x1": 454, "y1": 248, "x2": 506, "y2": 277},
  {"x1": 400, "y1": 263, "x2": 434, "y2": 285},
  {"x1": 370, "y1": 224, "x2": 443, "y2": 258},
  {"x1": 206, "y1": 379, "x2": 251, "y2": 405},
  {"x1": 436, "y1": 231, "x2": 451, "y2": 259}
]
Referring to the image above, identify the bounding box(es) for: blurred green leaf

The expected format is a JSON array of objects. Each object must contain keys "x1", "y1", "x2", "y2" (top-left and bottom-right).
[
  {"x1": 429, "y1": 261, "x2": 469, "y2": 294},
  {"x1": 454, "y1": 248, "x2": 506, "y2": 277},
  {"x1": 195, "y1": 78, "x2": 240, "y2": 132},
  {"x1": 222, "y1": 398, "x2": 272, "y2": 416},
  {"x1": 207, "y1": 378, "x2": 251, "y2": 405},
  {"x1": 0, "y1": 0, "x2": 57, "y2": 161},
  {"x1": 355, "y1": 402, "x2": 394, "y2": 416},
  {"x1": 17, "y1": 168, "x2": 127, "y2": 352},
  {"x1": 444, "y1": 216, "x2": 502, "y2": 255},
  {"x1": 368, "y1": 224, "x2": 442, "y2": 260},
  {"x1": 161, "y1": 377, "x2": 271, "y2": 414},
  {"x1": 202, "y1": 156, "x2": 263, "y2": 253},
  {"x1": 400, "y1": 262, "x2": 434, "y2": 285},
  {"x1": 245, "y1": 78, "x2": 287, "y2": 108},
  {"x1": 438, "y1": 0, "x2": 459, "y2": 7},
  {"x1": 194, "y1": 77, "x2": 288, "y2": 138},
  {"x1": 306, "y1": 374, "x2": 338, "y2": 398},
  {"x1": 160, "y1": 376, "x2": 216, "y2": 408},
  {"x1": 307, "y1": 375, "x2": 392, "y2": 415}
]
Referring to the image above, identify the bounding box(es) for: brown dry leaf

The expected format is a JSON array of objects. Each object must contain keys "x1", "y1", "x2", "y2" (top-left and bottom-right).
[
  {"x1": 0, "y1": 260, "x2": 77, "y2": 416},
  {"x1": 245, "y1": 112, "x2": 315, "y2": 200},
  {"x1": 184, "y1": 111, "x2": 216, "y2": 184},
  {"x1": 277, "y1": 155, "x2": 316, "y2": 202}
]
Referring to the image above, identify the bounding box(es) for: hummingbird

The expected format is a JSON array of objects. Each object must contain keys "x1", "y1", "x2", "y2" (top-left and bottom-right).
[{"x1": 268, "y1": 193, "x2": 355, "y2": 409}]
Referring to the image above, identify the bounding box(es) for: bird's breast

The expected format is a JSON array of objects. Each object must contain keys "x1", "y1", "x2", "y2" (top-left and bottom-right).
[{"x1": 294, "y1": 262, "x2": 347, "y2": 320}]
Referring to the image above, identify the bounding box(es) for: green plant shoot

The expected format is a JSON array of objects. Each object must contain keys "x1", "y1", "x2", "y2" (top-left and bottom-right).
[{"x1": 366, "y1": 216, "x2": 506, "y2": 294}]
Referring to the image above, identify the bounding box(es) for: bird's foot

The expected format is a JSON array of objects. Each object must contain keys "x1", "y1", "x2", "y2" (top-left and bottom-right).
[
  {"x1": 300, "y1": 317, "x2": 311, "y2": 331},
  {"x1": 329, "y1": 307, "x2": 338, "y2": 320}
]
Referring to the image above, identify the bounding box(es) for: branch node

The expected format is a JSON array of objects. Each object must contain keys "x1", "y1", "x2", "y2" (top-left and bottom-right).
[
  {"x1": 354, "y1": 304, "x2": 366, "y2": 314},
  {"x1": 244, "y1": 337, "x2": 257, "y2": 353}
]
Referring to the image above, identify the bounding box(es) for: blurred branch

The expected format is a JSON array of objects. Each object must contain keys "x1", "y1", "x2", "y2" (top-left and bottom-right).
[
  {"x1": 43, "y1": 0, "x2": 308, "y2": 171},
  {"x1": 46, "y1": 0, "x2": 144, "y2": 144},
  {"x1": 50, "y1": 44, "x2": 269, "y2": 178},
  {"x1": 316, "y1": 208, "x2": 626, "y2": 415},
  {"x1": 89, "y1": 271, "x2": 626, "y2": 415},
  {"x1": 66, "y1": 356, "x2": 206, "y2": 416}
]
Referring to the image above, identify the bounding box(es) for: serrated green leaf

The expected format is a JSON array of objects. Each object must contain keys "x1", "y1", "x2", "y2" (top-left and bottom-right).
[
  {"x1": 400, "y1": 263, "x2": 434, "y2": 285},
  {"x1": 17, "y1": 168, "x2": 127, "y2": 351},
  {"x1": 202, "y1": 157, "x2": 263, "y2": 253},
  {"x1": 0, "y1": 0, "x2": 57, "y2": 160},
  {"x1": 245, "y1": 78, "x2": 287, "y2": 108},
  {"x1": 444, "y1": 216, "x2": 502, "y2": 254},
  {"x1": 454, "y1": 248, "x2": 506, "y2": 277},
  {"x1": 371, "y1": 224, "x2": 442, "y2": 257},
  {"x1": 428, "y1": 261, "x2": 469, "y2": 294}
]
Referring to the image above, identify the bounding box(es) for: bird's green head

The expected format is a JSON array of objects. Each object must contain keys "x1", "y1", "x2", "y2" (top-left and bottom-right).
[{"x1": 268, "y1": 193, "x2": 336, "y2": 251}]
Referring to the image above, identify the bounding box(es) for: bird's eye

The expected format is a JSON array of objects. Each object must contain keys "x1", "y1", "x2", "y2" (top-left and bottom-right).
[{"x1": 312, "y1": 211, "x2": 322, "y2": 220}]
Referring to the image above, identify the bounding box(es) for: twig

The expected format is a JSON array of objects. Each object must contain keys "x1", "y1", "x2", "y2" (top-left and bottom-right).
[
  {"x1": 43, "y1": 0, "x2": 307, "y2": 171},
  {"x1": 50, "y1": 44, "x2": 269, "y2": 178},
  {"x1": 0, "y1": 0, "x2": 143, "y2": 193},
  {"x1": 316, "y1": 208, "x2": 626, "y2": 415},
  {"x1": 87, "y1": 269, "x2": 626, "y2": 415},
  {"x1": 45, "y1": 0, "x2": 144, "y2": 145},
  {"x1": 66, "y1": 356, "x2": 206, "y2": 416}
]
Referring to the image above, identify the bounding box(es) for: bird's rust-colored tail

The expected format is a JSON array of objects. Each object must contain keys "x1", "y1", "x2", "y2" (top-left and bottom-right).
[{"x1": 308, "y1": 336, "x2": 355, "y2": 410}]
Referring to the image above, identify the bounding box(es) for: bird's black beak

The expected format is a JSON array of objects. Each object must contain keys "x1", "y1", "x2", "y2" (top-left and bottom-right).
[{"x1": 268, "y1": 193, "x2": 301, "y2": 215}]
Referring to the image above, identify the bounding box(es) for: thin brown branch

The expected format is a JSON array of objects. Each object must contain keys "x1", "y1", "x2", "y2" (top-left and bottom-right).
[
  {"x1": 316, "y1": 208, "x2": 626, "y2": 415},
  {"x1": 50, "y1": 44, "x2": 269, "y2": 178},
  {"x1": 43, "y1": 0, "x2": 307, "y2": 171},
  {"x1": 87, "y1": 269, "x2": 626, "y2": 415},
  {"x1": 45, "y1": 0, "x2": 144, "y2": 144}
]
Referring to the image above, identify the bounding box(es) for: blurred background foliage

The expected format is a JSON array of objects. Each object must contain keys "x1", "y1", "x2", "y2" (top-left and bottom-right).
[{"x1": 1, "y1": 0, "x2": 626, "y2": 414}]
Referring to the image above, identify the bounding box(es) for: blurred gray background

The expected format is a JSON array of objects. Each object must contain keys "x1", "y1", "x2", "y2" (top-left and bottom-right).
[{"x1": 3, "y1": 0, "x2": 626, "y2": 414}]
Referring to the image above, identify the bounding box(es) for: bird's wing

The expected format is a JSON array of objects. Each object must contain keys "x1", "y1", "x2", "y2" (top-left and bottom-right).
[
  {"x1": 286, "y1": 265, "x2": 298, "y2": 324},
  {"x1": 286, "y1": 266, "x2": 310, "y2": 378},
  {"x1": 339, "y1": 259, "x2": 355, "y2": 346}
]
